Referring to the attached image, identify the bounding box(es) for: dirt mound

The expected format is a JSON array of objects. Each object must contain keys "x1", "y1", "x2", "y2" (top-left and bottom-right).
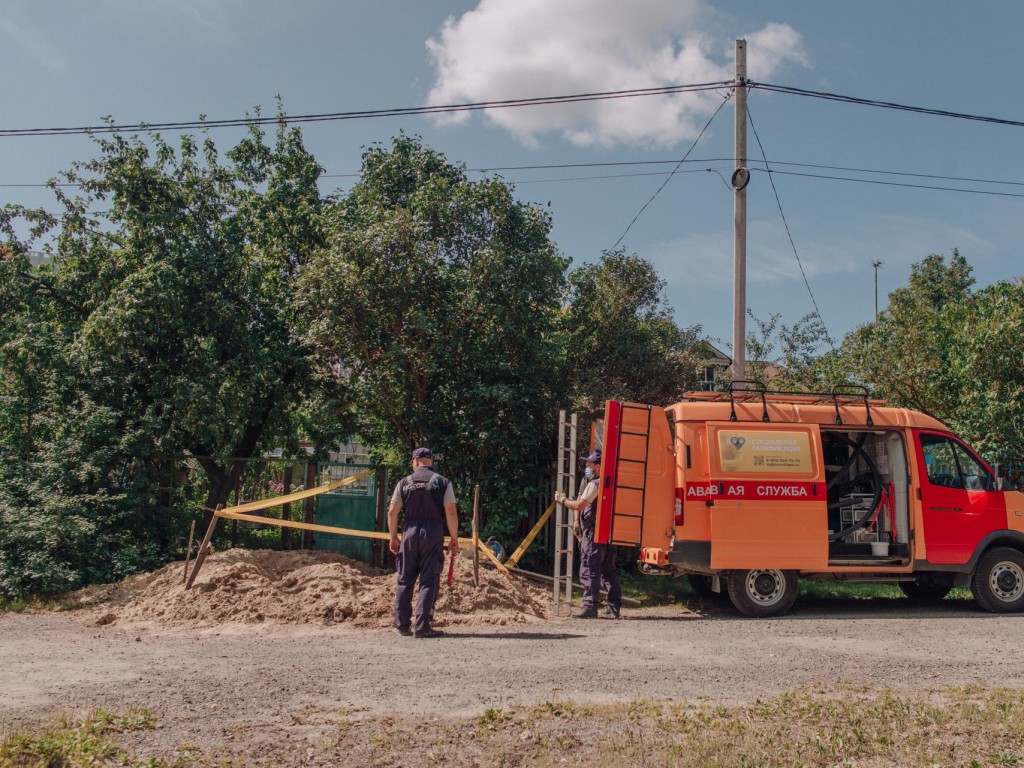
[{"x1": 80, "y1": 549, "x2": 550, "y2": 629}]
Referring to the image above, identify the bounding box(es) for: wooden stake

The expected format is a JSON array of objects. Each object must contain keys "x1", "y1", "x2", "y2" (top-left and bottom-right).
[
  {"x1": 472, "y1": 485, "x2": 480, "y2": 588},
  {"x1": 182, "y1": 520, "x2": 196, "y2": 586},
  {"x1": 185, "y1": 504, "x2": 222, "y2": 590}
]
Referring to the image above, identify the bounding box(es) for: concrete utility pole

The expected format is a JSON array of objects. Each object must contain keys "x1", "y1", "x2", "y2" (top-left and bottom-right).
[
  {"x1": 731, "y1": 39, "x2": 748, "y2": 384},
  {"x1": 872, "y1": 260, "x2": 883, "y2": 322}
]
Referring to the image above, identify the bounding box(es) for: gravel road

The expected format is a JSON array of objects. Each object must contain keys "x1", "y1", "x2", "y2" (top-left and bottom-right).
[{"x1": 3, "y1": 594, "x2": 1024, "y2": 764}]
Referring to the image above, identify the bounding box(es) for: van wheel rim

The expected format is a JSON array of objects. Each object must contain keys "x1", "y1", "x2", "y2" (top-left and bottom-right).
[
  {"x1": 745, "y1": 570, "x2": 785, "y2": 606},
  {"x1": 990, "y1": 562, "x2": 1024, "y2": 602}
]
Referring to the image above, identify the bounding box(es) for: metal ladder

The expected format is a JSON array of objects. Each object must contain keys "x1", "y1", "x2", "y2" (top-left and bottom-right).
[
  {"x1": 552, "y1": 410, "x2": 577, "y2": 616},
  {"x1": 609, "y1": 403, "x2": 653, "y2": 546}
]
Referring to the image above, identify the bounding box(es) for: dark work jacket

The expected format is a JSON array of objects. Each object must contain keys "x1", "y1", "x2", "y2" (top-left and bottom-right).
[
  {"x1": 400, "y1": 467, "x2": 449, "y2": 523},
  {"x1": 579, "y1": 476, "x2": 599, "y2": 537}
]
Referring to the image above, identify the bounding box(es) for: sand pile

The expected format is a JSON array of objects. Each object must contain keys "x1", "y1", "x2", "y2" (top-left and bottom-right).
[{"x1": 82, "y1": 548, "x2": 550, "y2": 629}]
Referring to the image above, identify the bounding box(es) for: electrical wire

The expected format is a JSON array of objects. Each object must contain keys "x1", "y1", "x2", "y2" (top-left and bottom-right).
[
  {"x1": 758, "y1": 169, "x2": 1024, "y2": 199},
  {"x1": 606, "y1": 90, "x2": 731, "y2": 252},
  {"x1": 750, "y1": 81, "x2": 1024, "y2": 130},
  {"x1": 504, "y1": 168, "x2": 718, "y2": 185},
  {"x1": 0, "y1": 82, "x2": 731, "y2": 138},
  {"x1": 10, "y1": 156, "x2": 1024, "y2": 192},
  {"x1": 746, "y1": 103, "x2": 831, "y2": 345}
]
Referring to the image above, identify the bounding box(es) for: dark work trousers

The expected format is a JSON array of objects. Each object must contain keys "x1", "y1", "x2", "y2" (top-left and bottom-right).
[
  {"x1": 579, "y1": 535, "x2": 622, "y2": 611},
  {"x1": 394, "y1": 518, "x2": 445, "y2": 633}
]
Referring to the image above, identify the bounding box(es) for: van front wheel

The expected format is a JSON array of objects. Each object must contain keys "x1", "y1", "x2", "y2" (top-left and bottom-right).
[
  {"x1": 726, "y1": 569, "x2": 798, "y2": 617},
  {"x1": 971, "y1": 548, "x2": 1024, "y2": 613}
]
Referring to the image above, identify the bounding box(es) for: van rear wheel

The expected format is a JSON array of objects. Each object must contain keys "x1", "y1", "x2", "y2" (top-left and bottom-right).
[
  {"x1": 726, "y1": 569, "x2": 798, "y2": 617},
  {"x1": 971, "y1": 547, "x2": 1024, "y2": 613}
]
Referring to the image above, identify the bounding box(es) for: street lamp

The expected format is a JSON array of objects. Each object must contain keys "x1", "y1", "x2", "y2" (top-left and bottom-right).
[{"x1": 871, "y1": 260, "x2": 883, "y2": 323}]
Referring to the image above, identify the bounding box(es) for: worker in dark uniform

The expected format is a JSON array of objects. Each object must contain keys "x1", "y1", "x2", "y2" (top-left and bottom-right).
[
  {"x1": 557, "y1": 449, "x2": 622, "y2": 618},
  {"x1": 388, "y1": 447, "x2": 459, "y2": 638}
]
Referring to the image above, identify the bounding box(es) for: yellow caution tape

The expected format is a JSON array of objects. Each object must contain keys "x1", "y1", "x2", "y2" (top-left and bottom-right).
[
  {"x1": 210, "y1": 468, "x2": 375, "y2": 515},
  {"x1": 504, "y1": 500, "x2": 556, "y2": 570}
]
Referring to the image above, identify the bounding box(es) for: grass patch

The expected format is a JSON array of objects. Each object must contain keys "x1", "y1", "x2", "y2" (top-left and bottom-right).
[
  {"x1": 0, "y1": 708, "x2": 169, "y2": 767},
  {"x1": 314, "y1": 687, "x2": 1024, "y2": 767},
  {"x1": 0, "y1": 595, "x2": 76, "y2": 613},
  {"x1": 618, "y1": 571, "x2": 693, "y2": 605}
]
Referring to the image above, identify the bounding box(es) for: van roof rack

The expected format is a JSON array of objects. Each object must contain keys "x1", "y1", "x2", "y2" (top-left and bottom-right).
[{"x1": 683, "y1": 381, "x2": 885, "y2": 426}]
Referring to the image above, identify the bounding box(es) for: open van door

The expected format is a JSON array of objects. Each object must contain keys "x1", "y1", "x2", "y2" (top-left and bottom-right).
[{"x1": 593, "y1": 401, "x2": 676, "y2": 551}]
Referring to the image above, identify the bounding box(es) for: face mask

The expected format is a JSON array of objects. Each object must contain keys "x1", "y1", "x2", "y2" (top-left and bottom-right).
[{"x1": 584, "y1": 468, "x2": 595, "y2": 480}]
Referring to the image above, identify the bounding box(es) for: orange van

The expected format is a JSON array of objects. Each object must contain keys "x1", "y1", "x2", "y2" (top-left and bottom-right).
[{"x1": 593, "y1": 384, "x2": 1024, "y2": 617}]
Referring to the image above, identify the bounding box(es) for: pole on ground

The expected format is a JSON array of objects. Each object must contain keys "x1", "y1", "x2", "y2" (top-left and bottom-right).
[
  {"x1": 374, "y1": 466, "x2": 387, "y2": 567},
  {"x1": 472, "y1": 484, "x2": 480, "y2": 587},
  {"x1": 182, "y1": 520, "x2": 196, "y2": 586},
  {"x1": 185, "y1": 504, "x2": 221, "y2": 590},
  {"x1": 280, "y1": 465, "x2": 294, "y2": 549},
  {"x1": 731, "y1": 38, "x2": 748, "y2": 384},
  {"x1": 304, "y1": 460, "x2": 317, "y2": 549}
]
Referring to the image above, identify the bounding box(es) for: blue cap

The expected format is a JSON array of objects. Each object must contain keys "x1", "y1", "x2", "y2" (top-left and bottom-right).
[
  {"x1": 412, "y1": 447, "x2": 433, "y2": 460},
  {"x1": 585, "y1": 449, "x2": 601, "y2": 464}
]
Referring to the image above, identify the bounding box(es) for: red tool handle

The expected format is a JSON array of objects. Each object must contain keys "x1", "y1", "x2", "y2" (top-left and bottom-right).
[{"x1": 447, "y1": 550, "x2": 455, "y2": 588}]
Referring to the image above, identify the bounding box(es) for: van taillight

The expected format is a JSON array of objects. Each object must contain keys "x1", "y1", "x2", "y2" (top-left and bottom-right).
[{"x1": 674, "y1": 488, "x2": 684, "y2": 526}]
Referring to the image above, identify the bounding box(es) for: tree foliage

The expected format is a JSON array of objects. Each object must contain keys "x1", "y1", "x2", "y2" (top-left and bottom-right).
[
  {"x1": 842, "y1": 249, "x2": 1024, "y2": 460},
  {"x1": 0, "y1": 118, "x2": 348, "y2": 596},
  {"x1": 1, "y1": 128, "x2": 715, "y2": 593},
  {"x1": 298, "y1": 135, "x2": 568, "y2": 539},
  {"x1": 743, "y1": 310, "x2": 844, "y2": 392},
  {"x1": 843, "y1": 250, "x2": 974, "y2": 418},
  {"x1": 561, "y1": 249, "x2": 704, "y2": 413}
]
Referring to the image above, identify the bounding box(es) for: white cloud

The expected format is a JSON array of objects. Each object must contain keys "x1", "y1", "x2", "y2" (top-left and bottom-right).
[{"x1": 425, "y1": 0, "x2": 807, "y2": 148}]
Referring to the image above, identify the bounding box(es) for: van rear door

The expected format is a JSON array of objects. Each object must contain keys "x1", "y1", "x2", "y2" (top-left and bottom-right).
[
  {"x1": 705, "y1": 422, "x2": 828, "y2": 570},
  {"x1": 594, "y1": 400, "x2": 676, "y2": 550}
]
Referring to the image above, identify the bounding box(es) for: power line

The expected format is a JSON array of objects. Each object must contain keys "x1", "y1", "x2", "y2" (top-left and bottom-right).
[
  {"x1": 0, "y1": 82, "x2": 731, "y2": 138},
  {"x1": 746, "y1": 104, "x2": 830, "y2": 344},
  {"x1": 11, "y1": 156, "x2": 1024, "y2": 191},
  {"x1": 751, "y1": 81, "x2": 1024, "y2": 130},
  {"x1": 505, "y1": 168, "x2": 719, "y2": 185},
  {"x1": 758, "y1": 169, "x2": 1024, "y2": 199},
  {"x1": 5, "y1": 78, "x2": 1024, "y2": 141},
  {"x1": 606, "y1": 91, "x2": 731, "y2": 252}
]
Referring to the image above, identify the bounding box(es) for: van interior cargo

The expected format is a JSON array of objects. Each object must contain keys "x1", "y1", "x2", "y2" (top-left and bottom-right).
[{"x1": 822, "y1": 429, "x2": 909, "y2": 563}]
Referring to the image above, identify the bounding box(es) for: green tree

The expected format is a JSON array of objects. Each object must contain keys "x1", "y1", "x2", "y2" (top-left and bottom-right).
[
  {"x1": 298, "y1": 135, "x2": 567, "y2": 538},
  {"x1": 841, "y1": 249, "x2": 1024, "y2": 460},
  {"x1": 843, "y1": 250, "x2": 974, "y2": 418},
  {"x1": 0, "y1": 117, "x2": 348, "y2": 596},
  {"x1": 743, "y1": 310, "x2": 843, "y2": 392},
  {"x1": 941, "y1": 280, "x2": 1024, "y2": 458},
  {"x1": 560, "y1": 249, "x2": 704, "y2": 413}
]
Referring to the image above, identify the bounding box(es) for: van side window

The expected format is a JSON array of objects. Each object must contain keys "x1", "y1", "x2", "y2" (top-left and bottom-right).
[
  {"x1": 953, "y1": 443, "x2": 994, "y2": 491},
  {"x1": 920, "y1": 434, "x2": 994, "y2": 491}
]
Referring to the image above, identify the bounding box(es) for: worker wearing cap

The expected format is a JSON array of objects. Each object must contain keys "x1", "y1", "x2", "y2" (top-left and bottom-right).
[
  {"x1": 388, "y1": 447, "x2": 459, "y2": 638},
  {"x1": 556, "y1": 449, "x2": 622, "y2": 619}
]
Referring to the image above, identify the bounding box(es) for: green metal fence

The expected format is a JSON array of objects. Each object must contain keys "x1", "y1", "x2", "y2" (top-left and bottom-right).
[{"x1": 312, "y1": 463, "x2": 381, "y2": 564}]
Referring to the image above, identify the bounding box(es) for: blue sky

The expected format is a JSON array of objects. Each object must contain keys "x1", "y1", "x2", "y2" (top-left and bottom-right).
[{"x1": 3, "y1": 1, "x2": 1023, "y2": 353}]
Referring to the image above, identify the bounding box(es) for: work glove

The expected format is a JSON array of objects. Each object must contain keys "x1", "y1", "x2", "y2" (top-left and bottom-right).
[
  {"x1": 573, "y1": 522, "x2": 582, "y2": 540},
  {"x1": 554, "y1": 491, "x2": 567, "y2": 503}
]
